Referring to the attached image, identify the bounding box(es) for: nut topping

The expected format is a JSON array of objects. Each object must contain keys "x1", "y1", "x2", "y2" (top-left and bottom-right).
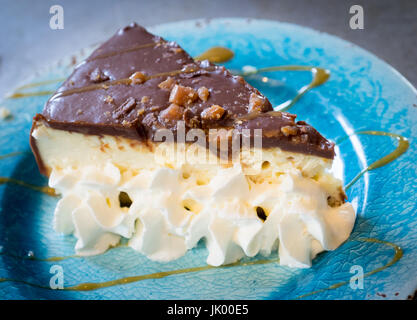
[
  {"x1": 197, "y1": 86, "x2": 210, "y2": 101},
  {"x1": 90, "y1": 68, "x2": 109, "y2": 83},
  {"x1": 159, "y1": 103, "x2": 184, "y2": 123},
  {"x1": 158, "y1": 77, "x2": 176, "y2": 90},
  {"x1": 169, "y1": 84, "x2": 198, "y2": 106},
  {"x1": 281, "y1": 125, "x2": 299, "y2": 137},
  {"x1": 248, "y1": 93, "x2": 267, "y2": 113},
  {"x1": 104, "y1": 95, "x2": 114, "y2": 104},
  {"x1": 201, "y1": 105, "x2": 225, "y2": 121},
  {"x1": 183, "y1": 109, "x2": 200, "y2": 128},
  {"x1": 141, "y1": 96, "x2": 150, "y2": 103},
  {"x1": 113, "y1": 97, "x2": 137, "y2": 119},
  {"x1": 129, "y1": 71, "x2": 147, "y2": 84}
]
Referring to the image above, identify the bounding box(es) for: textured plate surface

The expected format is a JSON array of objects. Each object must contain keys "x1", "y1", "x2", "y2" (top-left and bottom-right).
[{"x1": 0, "y1": 18, "x2": 416, "y2": 300}]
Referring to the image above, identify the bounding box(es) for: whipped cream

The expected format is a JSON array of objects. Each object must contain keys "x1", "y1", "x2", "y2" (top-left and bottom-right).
[{"x1": 50, "y1": 162, "x2": 355, "y2": 268}]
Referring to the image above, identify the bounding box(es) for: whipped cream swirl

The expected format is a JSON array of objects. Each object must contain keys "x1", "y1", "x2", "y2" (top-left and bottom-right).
[{"x1": 51, "y1": 163, "x2": 355, "y2": 268}]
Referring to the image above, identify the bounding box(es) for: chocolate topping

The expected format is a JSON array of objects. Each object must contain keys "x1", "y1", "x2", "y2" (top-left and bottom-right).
[{"x1": 32, "y1": 23, "x2": 334, "y2": 163}]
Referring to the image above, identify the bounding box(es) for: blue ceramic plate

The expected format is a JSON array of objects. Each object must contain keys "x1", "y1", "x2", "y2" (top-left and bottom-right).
[{"x1": 1, "y1": 18, "x2": 416, "y2": 300}]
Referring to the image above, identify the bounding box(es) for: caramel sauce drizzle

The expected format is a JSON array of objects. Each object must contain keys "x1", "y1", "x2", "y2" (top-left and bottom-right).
[
  {"x1": 5, "y1": 46, "x2": 328, "y2": 109},
  {"x1": 0, "y1": 278, "x2": 49, "y2": 290},
  {"x1": 336, "y1": 131, "x2": 409, "y2": 190},
  {"x1": 65, "y1": 258, "x2": 276, "y2": 291},
  {"x1": 0, "y1": 250, "x2": 75, "y2": 262},
  {"x1": 195, "y1": 46, "x2": 234, "y2": 63},
  {"x1": 87, "y1": 41, "x2": 163, "y2": 61},
  {"x1": 0, "y1": 151, "x2": 28, "y2": 160},
  {"x1": 0, "y1": 238, "x2": 402, "y2": 295},
  {"x1": 5, "y1": 41, "x2": 164, "y2": 99},
  {"x1": 14, "y1": 78, "x2": 66, "y2": 91},
  {"x1": 241, "y1": 65, "x2": 330, "y2": 112},
  {"x1": 296, "y1": 238, "x2": 403, "y2": 299},
  {"x1": 49, "y1": 67, "x2": 207, "y2": 100},
  {"x1": 7, "y1": 91, "x2": 56, "y2": 99},
  {"x1": 0, "y1": 177, "x2": 57, "y2": 197},
  {"x1": 0, "y1": 152, "x2": 56, "y2": 197},
  {"x1": 6, "y1": 46, "x2": 230, "y2": 99}
]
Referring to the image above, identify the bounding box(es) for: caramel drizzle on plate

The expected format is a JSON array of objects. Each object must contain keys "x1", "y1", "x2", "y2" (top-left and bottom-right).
[
  {"x1": 296, "y1": 238, "x2": 403, "y2": 299},
  {"x1": 7, "y1": 91, "x2": 56, "y2": 99},
  {"x1": 0, "y1": 177, "x2": 57, "y2": 197},
  {"x1": 336, "y1": 131, "x2": 409, "y2": 190},
  {"x1": 0, "y1": 152, "x2": 57, "y2": 197},
  {"x1": 241, "y1": 65, "x2": 330, "y2": 112},
  {"x1": 195, "y1": 46, "x2": 234, "y2": 63},
  {"x1": 14, "y1": 78, "x2": 66, "y2": 91},
  {"x1": 0, "y1": 238, "x2": 402, "y2": 295},
  {"x1": 0, "y1": 151, "x2": 29, "y2": 160}
]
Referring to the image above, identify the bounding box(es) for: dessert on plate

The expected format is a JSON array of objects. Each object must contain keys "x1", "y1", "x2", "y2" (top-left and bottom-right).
[{"x1": 30, "y1": 23, "x2": 355, "y2": 268}]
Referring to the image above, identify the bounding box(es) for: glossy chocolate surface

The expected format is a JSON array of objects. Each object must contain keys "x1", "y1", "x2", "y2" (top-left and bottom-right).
[{"x1": 33, "y1": 23, "x2": 334, "y2": 159}]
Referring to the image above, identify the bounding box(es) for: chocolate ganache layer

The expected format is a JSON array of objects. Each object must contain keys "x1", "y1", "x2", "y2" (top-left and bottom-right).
[{"x1": 31, "y1": 23, "x2": 335, "y2": 164}]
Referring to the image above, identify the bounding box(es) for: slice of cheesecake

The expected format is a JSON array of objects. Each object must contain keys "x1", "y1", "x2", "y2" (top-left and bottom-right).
[{"x1": 30, "y1": 23, "x2": 355, "y2": 268}]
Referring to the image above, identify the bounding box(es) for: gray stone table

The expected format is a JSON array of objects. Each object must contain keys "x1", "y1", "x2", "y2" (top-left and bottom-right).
[{"x1": 1, "y1": 0, "x2": 416, "y2": 98}]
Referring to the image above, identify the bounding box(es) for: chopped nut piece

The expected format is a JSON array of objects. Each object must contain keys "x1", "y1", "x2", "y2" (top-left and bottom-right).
[
  {"x1": 248, "y1": 93, "x2": 267, "y2": 113},
  {"x1": 137, "y1": 108, "x2": 145, "y2": 116},
  {"x1": 170, "y1": 47, "x2": 183, "y2": 54},
  {"x1": 129, "y1": 71, "x2": 147, "y2": 84},
  {"x1": 158, "y1": 77, "x2": 176, "y2": 90},
  {"x1": 104, "y1": 111, "x2": 111, "y2": 117},
  {"x1": 234, "y1": 76, "x2": 245, "y2": 84},
  {"x1": 159, "y1": 103, "x2": 184, "y2": 123},
  {"x1": 183, "y1": 109, "x2": 200, "y2": 128},
  {"x1": 201, "y1": 105, "x2": 225, "y2": 121},
  {"x1": 90, "y1": 68, "x2": 109, "y2": 83},
  {"x1": 76, "y1": 109, "x2": 83, "y2": 115},
  {"x1": 113, "y1": 97, "x2": 137, "y2": 119},
  {"x1": 291, "y1": 135, "x2": 301, "y2": 143},
  {"x1": 197, "y1": 86, "x2": 210, "y2": 101},
  {"x1": 281, "y1": 125, "x2": 299, "y2": 137},
  {"x1": 181, "y1": 64, "x2": 197, "y2": 73},
  {"x1": 169, "y1": 84, "x2": 198, "y2": 106},
  {"x1": 263, "y1": 129, "x2": 281, "y2": 138},
  {"x1": 142, "y1": 112, "x2": 158, "y2": 127},
  {"x1": 104, "y1": 95, "x2": 114, "y2": 104},
  {"x1": 141, "y1": 96, "x2": 150, "y2": 103},
  {"x1": 150, "y1": 106, "x2": 161, "y2": 112}
]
